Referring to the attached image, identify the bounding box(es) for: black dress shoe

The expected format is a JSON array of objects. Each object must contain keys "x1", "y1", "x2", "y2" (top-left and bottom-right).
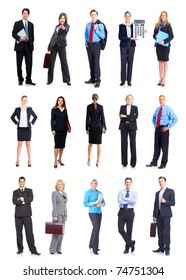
[
  {"x1": 123, "y1": 249, "x2": 129, "y2": 254},
  {"x1": 17, "y1": 250, "x2": 23, "y2": 254},
  {"x1": 146, "y1": 163, "x2": 157, "y2": 167},
  {"x1": 47, "y1": 82, "x2": 52, "y2": 85},
  {"x1": 50, "y1": 252, "x2": 54, "y2": 254},
  {"x1": 158, "y1": 165, "x2": 166, "y2": 169},
  {"x1": 122, "y1": 164, "x2": 127, "y2": 167},
  {"x1": 67, "y1": 82, "x2": 71, "y2": 86},
  {"x1": 152, "y1": 248, "x2": 164, "y2": 253},
  {"x1": 94, "y1": 81, "x2": 100, "y2": 88},
  {"x1": 120, "y1": 82, "x2": 125, "y2": 86},
  {"x1": 26, "y1": 81, "x2": 36, "y2": 85},
  {"x1": 127, "y1": 81, "x2": 132, "y2": 86},
  {"x1": 130, "y1": 240, "x2": 135, "y2": 252},
  {"x1": 18, "y1": 82, "x2": 23, "y2": 86},
  {"x1": 93, "y1": 251, "x2": 99, "y2": 255},
  {"x1": 84, "y1": 79, "x2": 95, "y2": 84},
  {"x1": 57, "y1": 252, "x2": 62, "y2": 254},
  {"x1": 31, "y1": 251, "x2": 41, "y2": 255},
  {"x1": 165, "y1": 251, "x2": 170, "y2": 256}
]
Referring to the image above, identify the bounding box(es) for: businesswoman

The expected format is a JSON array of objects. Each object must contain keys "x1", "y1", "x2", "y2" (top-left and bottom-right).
[
  {"x1": 86, "y1": 94, "x2": 106, "y2": 167},
  {"x1": 51, "y1": 96, "x2": 71, "y2": 168},
  {"x1": 119, "y1": 94, "x2": 138, "y2": 168},
  {"x1": 10, "y1": 95, "x2": 37, "y2": 167},
  {"x1": 50, "y1": 179, "x2": 67, "y2": 254},
  {"x1": 153, "y1": 11, "x2": 174, "y2": 87},
  {"x1": 47, "y1": 12, "x2": 71, "y2": 85},
  {"x1": 83, "y1": 179, "x2": 105, "y2": 255},
  {"x1": 119, "y1": 11, "x2": 137, "y2": 86}
]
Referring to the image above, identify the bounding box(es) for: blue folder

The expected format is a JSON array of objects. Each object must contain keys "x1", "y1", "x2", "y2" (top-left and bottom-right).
[{"x1": 155, "y1": 30, "x2": 169, "y2": 47}]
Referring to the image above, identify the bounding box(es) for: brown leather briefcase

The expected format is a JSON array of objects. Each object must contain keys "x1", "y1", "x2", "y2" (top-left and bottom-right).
[
  {"x1": 43, "y1": 53, "x2": 51, "y2": 68},
  {"x1": 150, "y1": 222, "x2": 156, "y2": 237},
  {"x1": 45, "y1": 222, "x2": 64, "y2": 234}
]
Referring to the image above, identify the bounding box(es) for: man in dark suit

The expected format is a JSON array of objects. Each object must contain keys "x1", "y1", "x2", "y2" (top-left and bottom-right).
[
  {"x1": 119, "y1": 94, "x2": 138, "y2": 167},
  {"x1": 12, "y1": 8, "x2": 36, "y2": 85},
  {"x1": 12, "y1": 177, "x2": 40, "y2": 255},
  {"x1": 152, "y1": 176, "x2": 175, "y2": 256}
]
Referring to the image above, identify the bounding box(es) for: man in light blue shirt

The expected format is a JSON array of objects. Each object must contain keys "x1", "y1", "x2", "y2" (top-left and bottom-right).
[
  {"x1": 84, "y1": 9, "x2": 105, "y2": 88},
  {"x1": 146, "y1": 95, "x2": 178, "y2": 169}
]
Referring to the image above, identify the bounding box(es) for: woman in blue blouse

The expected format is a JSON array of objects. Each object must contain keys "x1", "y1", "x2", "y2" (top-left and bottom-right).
[{"x1": 83, "y1": 179, "x2": 105, "y2": 255}]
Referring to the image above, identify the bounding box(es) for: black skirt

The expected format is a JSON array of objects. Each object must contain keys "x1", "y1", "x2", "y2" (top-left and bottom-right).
[
  {"x1": 54, "y1": 130, "x2": 67, "y2": 148},
  {"x1": 89, "y1": 127, "x2": 102, "y2": 144},
  {"x1": 17, "y1": 127, "x2": 31, "y2": 141},
  {"x1": 156, "y1": 44, "x2": 170, "y2": 61}
]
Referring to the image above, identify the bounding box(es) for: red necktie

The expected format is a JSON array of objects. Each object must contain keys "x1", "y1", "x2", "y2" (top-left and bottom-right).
[
  {"x1": 89, "y1": 23, "x2": 94, "y2": 43},
  {"x1": 156, "y1": 107, "x2": 162, "y2": 126}
]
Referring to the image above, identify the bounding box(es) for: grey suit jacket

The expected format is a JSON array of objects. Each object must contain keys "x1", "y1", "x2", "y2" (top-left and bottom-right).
[
  {"x1": 48, "y1": 24, "x2": 70, "y2": 51},
  {"x1": 51, "y1": 191, "x2": 67, "y2": 221}
]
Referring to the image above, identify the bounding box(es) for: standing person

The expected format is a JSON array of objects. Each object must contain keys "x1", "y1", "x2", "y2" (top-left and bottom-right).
[
  {"x1": 51, "y1": 96, "x2": 71, "y2": 168},
  {"x1": 117, "y1": 177, "x2": 138, "y2": 254},
  {"x1": 10, "y1": 95, "x2": 37, "y2": 167},
  {"x1": 47, "y1": 13, "x2": 71, "y2": 85},
  {"x1": 146, "y1": 95, "x2": 178, "y2": 169},
  {"x1": 152, "y1": 177, "x2": 175, "y2": 256},
  {"x1": 86, "y1": 94, "x2": 106, "y2": 167},
  {"x1": 49, "y1": 180, "x2": 67, "y2": 255},
  {"x1": 119, "y1": 11, "x2": 137, "y2": 86},
  {"x1": 12, "y1": 176, "x2": 40, "y2": 255},
  {"x1": 119, "y1": 94, "x2": 138, "y2": 167},
  {"x1": 84, "y1": 9, "x2": 105, "y2": 88},
  {"x1": 83, "y1": 179, "x2": 105, "y2": 255},
  {"x1": 12, "y1": 8, "x2": 36, "y2": 85},
  {"x1": 153, "y1": 11, "x2": 174, "y2": 87}
]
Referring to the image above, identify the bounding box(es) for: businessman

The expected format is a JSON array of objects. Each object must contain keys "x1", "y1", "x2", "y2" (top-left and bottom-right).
[
  {"x1": 84, "y1": 9, "x2": 105, "y2": 88},
  {"x1": 12, "y1": 176, "x2": 40, "y2": 255},
  {"x1": 152, "y1": 177, "x2": 175, "y2": 256},
  {"x1": 12, "y1": 8, "x2": 36, "y2": 85},
  {"x1": 146, "y1": 95, "x2": 178, "y2": 169},
  {"x1": 117, "y1": 177, "x2": 138, "y2": 254}
]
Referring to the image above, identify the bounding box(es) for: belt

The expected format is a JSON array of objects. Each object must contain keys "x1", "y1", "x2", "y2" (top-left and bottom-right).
[
  {"x1": 157, "y1": 124, "x2": 168, "y2": 128},
  {"x1": 88, "y1": 41, "x2": 100, "y2": 45},
  {"x1": 120, "y1": 208, "x2": 134, "y2": 211}
]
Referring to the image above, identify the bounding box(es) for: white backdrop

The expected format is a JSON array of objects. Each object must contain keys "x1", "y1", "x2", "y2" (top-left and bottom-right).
[{"x1": 0, "y1": 0, "x2": 185, "y2": 279}]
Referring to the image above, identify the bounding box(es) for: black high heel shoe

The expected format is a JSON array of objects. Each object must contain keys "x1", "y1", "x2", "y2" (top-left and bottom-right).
[
  {"x1": 28, "y1": 160, "x2": 32, "y2": 167},
  {"x1": 57, "y1": 160, "x2": 65, "y2": 166}
]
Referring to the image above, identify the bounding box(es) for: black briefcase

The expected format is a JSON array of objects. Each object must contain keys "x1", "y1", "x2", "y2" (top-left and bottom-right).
[
  {"x1": 43, "y1": 53, "x2": 51, "y2": 68},
  {"x1": 150, "y1": 222, "x2": 156, "y2": 237}
]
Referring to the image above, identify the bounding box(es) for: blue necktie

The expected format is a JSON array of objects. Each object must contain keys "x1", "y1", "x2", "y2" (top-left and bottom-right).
[
  {"x1": 24, "y1": 21, "x2": 29, "y2": 41},
  {"x1": 123, "y1": 190, "x2": 129, "y2": 208}
]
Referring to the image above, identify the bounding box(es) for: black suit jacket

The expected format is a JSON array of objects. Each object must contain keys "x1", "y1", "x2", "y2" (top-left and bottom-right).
[
  {"x1": 48, "y1": 24, "x2": 70, "y2": 51},
  {"x1": 153, "y1": 23, "x2": 174, "y2": 46},
  {"x1": 118, "y1": 23, "x2": 136, "y2": 48},
  {"x1": 12, "y1": 20, "x2": 34, "y2": 51},
  {"x1": 86, "y1": 103, "x2": 106, "y2": 131},
  {"x1": 153, "y1": 188, "x2": 175, "y2": 218},
  {"x1": 12, "y1": 188, "x2": 33, "y2": 217},
  {"x1": 51, "y1": 107, "x2": 70, "y2": 131},
  {"x1": 10, "y1": 107, "x2": 37, "y2": 130},
  {"x1": 119, "y1": 105, "x2": 138, "y2": 130}
]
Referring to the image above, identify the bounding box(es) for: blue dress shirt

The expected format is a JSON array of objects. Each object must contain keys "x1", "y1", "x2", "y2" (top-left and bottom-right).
[
  {"x1": 152, "y1": 105, "x2": 178, "y2": 129},
  {"x1": 84, "y1": 188, "x2": 105, "y2": 213},
  {"x1": 117, "y1": 189, "x2": 138, "y2": 209},
  {"x1": 85, "y1": 22, "x2": 105, "y2": 45}
]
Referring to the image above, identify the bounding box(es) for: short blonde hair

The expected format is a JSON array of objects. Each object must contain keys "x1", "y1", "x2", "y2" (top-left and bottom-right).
[
  {"x1": 90, "y1": 179, "x2": 98, "y2": 186},
  {"x1": 125, "y1": 94, "x2": 134, "y2": 102},
  {"x1": 55, "y1": 179, "x2": 65, "y2": 191}
]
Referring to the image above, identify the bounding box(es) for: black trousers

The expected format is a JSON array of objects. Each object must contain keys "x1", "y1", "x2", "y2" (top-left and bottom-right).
[
  {"x1": 16, "y1": 43, "x2": 33, "y2": 83},
  {"x1": 120, "y1": 45, "x2": 135, "y2": 83},
  {"x1": 152, "y1": 126, "x2": 169, "y2": 166},
  {"x1": 48, "y1": 45, "x2": 70, "y2": 83},
  {"x1": 15, "y1": 216, "x2": 36, "y2": 253},
  {"x1": 118, "y1": 208, "x2": 135, "y2": 249},
  {"x1": 121, "y1": 129, "x2": 136, "y2": 167},
  {"x1": 89, "y1": 213, "x2": 102, "y2": 253},
  {"x1": 86, "y1": 42, "x2": 101, "y2": 81},
  {"x1": 157, "y1": 214, "x2": 171, "y2": 252}
]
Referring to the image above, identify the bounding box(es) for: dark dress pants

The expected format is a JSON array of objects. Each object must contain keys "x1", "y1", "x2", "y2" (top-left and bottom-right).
[
  {"x1": 89, "y1": 213, "x2": 102, "y2": 253},
  {"x1": 121, "y1": 129, "x2": 136, "y2": 167},
  {"x1": 157, "y1": 214, "x2": 171, "y2": 252},
  {"x1": 16, "y1": 43, "x2": 33, "y2": 83},
  {"x1": 118, "y1": 208, "x2": 135, "y2": 249},
  {"x1": 120, "y1": 45, "x2": 135, "y2": 83},
  {"x1": 152, "y1": 126, "x2": 169, "y2": 166},
  {"x1": 48, "y1": 45, "x2": 70, "y2": 83},
  {"x1": 15, "y1": 216, "x2": 36, "y2": 253},
  {"x1": 86, "y1": 42, "x2": 101, "y2": 81}
]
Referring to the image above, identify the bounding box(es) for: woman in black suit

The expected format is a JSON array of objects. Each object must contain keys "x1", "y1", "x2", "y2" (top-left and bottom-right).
[
  {"x1": 10, "y1": 95, "x2": 37, "y2": 167},
  {"x1": 47, "y1": 13, "x2": 71, "y2": 85},
  {"x1": 119, "y1": 94, "x2": 138, "y2": 168},
  {"x1": 153, "y1": 11, "x2": 174, "y2": 87},
  {"x1": 51, "y1": 96, "x2": 71, "y2": 168},
  {"x1": 119, "y1": 11, "x2": 137, "y2": 86},
  {"x1": 86, "y1": 94, "x2": 106, "y2": 167}
]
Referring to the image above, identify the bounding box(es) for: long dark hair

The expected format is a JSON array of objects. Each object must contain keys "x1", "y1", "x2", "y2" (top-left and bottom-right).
[
  {"x1": 53, "y1": 96, "x2": 67, "y2": 110},
  {"x1": 57, "y1": 12, "x2": 68, "y2": 27}
]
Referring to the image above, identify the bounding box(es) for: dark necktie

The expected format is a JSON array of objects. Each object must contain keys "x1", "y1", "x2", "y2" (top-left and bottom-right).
[
  {"x1": 21, "y1": 189, "x2": 24, "y2": 194},
  {"x1": 89, "y1": 23, "x2": 94, "y2": 43},
  {"x1": 156, "y1": 107, "x2": 162, "y2": 127},
  {"x1": 24, "y1": 21, "x2": 29, "y2": 41},
  {"x1": 123, "y1": 190, "x2": 129, "y2": 208}
]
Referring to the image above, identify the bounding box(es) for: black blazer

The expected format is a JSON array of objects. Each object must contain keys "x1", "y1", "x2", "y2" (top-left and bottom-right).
[
  {"x1": 12, "y1": 20, "x2": 34, "y2": 51},
  {"x1": 119, "y1": 105, "x2": 138, "y2": 130},
  {"x1": 10, "y1": 107, "x2": 37, "y2": 130},
  {"x1": 118, "y1": 23, "x2": 136, "y2": 48},
  {"x1": 153, "y1": 23, "x2": 174, "y2": 46},
  {"x1": 86, "y1": 103, "x2": 106, "y2": 131},
  {"x1": 153, "y1": 188, "x2": 175, "y2": 218},
  {"x1": 12, "y1": 188, "x2": 33, "y2": 217},
  {"x1": 48, "y1": 24, "x2": 70, "y2": 51},
  {"x1": 51, "y1": 107, "x2": 70, "y2": 131}
]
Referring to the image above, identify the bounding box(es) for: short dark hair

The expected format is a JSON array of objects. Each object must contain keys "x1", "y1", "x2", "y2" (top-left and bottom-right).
[
  {"x1": 158, "y1": 176, "x2": 166, "y2": 181},
  {"x1": 21, "y1": 95, "x2": 28, "y2": 100},
  {"x1": 90, "y1": 9, "x2": 98, "y2": 15},
  {"x1": 125, "y1": 177, "x2": 132, "y2": 183},
  {"x1": 19, "y1": 176, "x2": 26, "y2": 181},
  {"x1": 22, "y1": 8, "x2": 30, "y2": 15}
]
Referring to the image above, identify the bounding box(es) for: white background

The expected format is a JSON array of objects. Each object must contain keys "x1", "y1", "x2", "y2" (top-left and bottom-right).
[{"x1": 1, "y1": 0, "x2": 185, "y2": 279}]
